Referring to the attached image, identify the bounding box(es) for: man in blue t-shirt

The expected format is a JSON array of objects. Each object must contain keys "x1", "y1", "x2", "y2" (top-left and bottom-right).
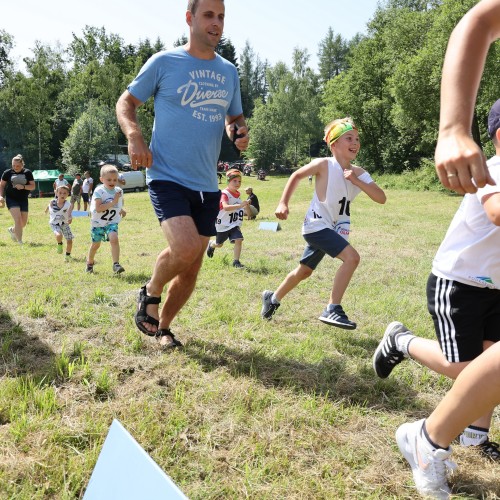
[{"x1": 116, "y1": 0, "x2": 249, "y2": 348}]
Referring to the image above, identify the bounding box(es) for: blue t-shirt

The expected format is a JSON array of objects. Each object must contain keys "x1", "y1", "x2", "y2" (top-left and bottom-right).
[{"x1": 128, "y1": 47, "x2": 243, "y2": 192}]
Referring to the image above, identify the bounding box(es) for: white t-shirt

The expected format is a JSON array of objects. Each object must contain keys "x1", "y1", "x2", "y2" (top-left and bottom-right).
[
  {"x1": 82, "y1": 177, "x2": 93, "y2": 194},
  {"x1": 215, "y1": 188, "x2": 243, "y2": 232},
  {"x1": 90, "y1": 184, "x2": 123, "y2": 228},
  {"x1": 54, "y1": 178, "x2": 69, "y2": 189},
  {"x1": 432, "y1": 156, "x2": 500, "y2": 289},
  {"x1": 302, "y1": 158, "x2": 373, "y2": 240}
]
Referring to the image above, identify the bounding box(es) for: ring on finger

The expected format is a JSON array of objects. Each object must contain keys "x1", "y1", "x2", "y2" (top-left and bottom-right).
[{"x1": 447, "y1": 173, "x2": 457, "y2": 178}]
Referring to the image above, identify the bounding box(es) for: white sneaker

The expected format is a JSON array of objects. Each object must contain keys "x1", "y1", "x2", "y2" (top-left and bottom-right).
[
  {"x1": 8, "y1": 227, "x2": 17, "y2": 242},
  {"x1": 396, "y1": 420, "x2": 456, "y2": 499}
]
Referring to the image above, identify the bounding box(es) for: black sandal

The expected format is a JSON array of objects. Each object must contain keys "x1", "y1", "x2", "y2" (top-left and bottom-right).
[
  {"x1": 156, "y1": 329, "x2": 183, "y2": 348},
  {"x1": 135, "y1": 284, "x2": 160, "y2": 335}
]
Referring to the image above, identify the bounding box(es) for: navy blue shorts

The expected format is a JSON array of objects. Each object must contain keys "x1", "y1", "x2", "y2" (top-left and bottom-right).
[
  {"x1": 148, "y1": 180, "x2": 220, "y2": 237},
  {"x1": 6, "y1": 197, "x2": 29, "y2": 212},
  {"x1": 216, "y1": 226, "x2": 243, "y2": 244},
  {"x1": 300, "y1": 228, "x2": 350, "y2": 270},
  {"x1": 427, "y1": 273, "x2": 500, "y2": 362}
]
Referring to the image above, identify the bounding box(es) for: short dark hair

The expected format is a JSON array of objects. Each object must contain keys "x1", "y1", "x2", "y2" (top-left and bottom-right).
[
  {"x1": 188, "y1": 0, "x2": 224, "y2": 15},
  {"x1": 488, "y1": 98, "x2": 500, "y2": 142}
]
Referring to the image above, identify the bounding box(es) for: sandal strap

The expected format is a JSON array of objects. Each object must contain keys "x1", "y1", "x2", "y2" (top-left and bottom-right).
[
  {"x1": 156, "y1": 328, "x2": 183, "y2": 347},
  {"x1": 139, "y1": 285, "x2": 161, "y2": 305}
]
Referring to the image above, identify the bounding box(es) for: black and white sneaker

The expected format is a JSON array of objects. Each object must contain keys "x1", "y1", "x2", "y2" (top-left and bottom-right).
[
  {"x1": 206, "y1": 242, "x2": 215, "y2": 258},
  {"x1": 373, "y1": 321, "x2": 412, "y2": 378},
  {"x1": 261, "y1": 290, "x2": 280, "y2": 320},
  {"x1": 318, "y1": 305, "x2": 356, "y2": 330},
  {"x1": 233, "y1": 260, "x2": 245, "y2": 268},
  {"x1": 86, "y1": 263, "x2": 94, "y2": 274},
  {"x1": 477, "y1": 439, "x2": 500, "y2": 461}
]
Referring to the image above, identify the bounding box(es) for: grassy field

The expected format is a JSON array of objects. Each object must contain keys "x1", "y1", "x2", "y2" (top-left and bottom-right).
[{"x1": 0, "y1": 175, "x2": 498, "y2": 499}]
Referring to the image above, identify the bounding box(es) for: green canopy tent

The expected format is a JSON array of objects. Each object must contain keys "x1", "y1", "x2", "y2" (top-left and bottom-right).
[{"x1": 32, "y1": 170, "x2": 74, "y2": 198}]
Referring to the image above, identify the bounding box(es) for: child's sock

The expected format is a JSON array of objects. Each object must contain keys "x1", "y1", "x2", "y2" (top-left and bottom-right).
[
  {"x1": 422, "y1": 420, "x2": 450, "y2": 451},
  {"x1": 459, "y1": 425, "x2": 489, "y2": 446},
  {"x1": 271, "y1": 293, "x2": 280, "y2": 305}
]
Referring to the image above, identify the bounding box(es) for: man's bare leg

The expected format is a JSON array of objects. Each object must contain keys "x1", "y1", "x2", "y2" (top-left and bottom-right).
[{"x1": 139, "y1": 216, "x2": 206, "y2": 335}]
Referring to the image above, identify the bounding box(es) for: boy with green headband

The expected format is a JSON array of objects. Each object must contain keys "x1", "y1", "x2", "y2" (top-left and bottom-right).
[{"x1": 261, "y1": 117, "x2": 386, "y2": 328}]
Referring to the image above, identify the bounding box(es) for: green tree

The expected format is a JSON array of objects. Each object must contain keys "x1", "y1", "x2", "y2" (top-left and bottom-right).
[
  {"x1": 239, "y1": 41, "x2": 269, "y2": 118},
  {"x1": 61, "y1": 101, "x2": 117, "y2": 172},
  {"x1": 0, "y1": 43, "x2": 66, "y2": 168},
  {"x1": 317, "y1": 27, "x2": 348, "y2": 85},
  {"x1": 247, "y1": 51, "x2": 322, "y2": 169},
  {"x1": 0, "y1": 29, "x2": 13, "y2": 85}
]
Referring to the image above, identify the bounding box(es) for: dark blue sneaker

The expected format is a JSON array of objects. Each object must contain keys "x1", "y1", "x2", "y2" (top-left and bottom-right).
[
  {"x1": 318, "y1": 305, "x2": 356, "y2": 330},
  {"x1": 261, "y1": 290, "x2": 280, "y2": 320}
]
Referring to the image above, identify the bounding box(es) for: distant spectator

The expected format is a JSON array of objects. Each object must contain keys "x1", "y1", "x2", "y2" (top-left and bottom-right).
[
  {"x1": 82, "y1": 171, "x2": 93, "y2": 211},
  {"x1": 118, "y1": 173, "x2": 126, "y2": 187},
  {"x1": 245, "y1": 187, "x2": 260, "y2": 220},
  {"x1": 53, "y1": 173, "x2": 69, "y2": 193},
  {"x1": 71, "y1": 173, "x2": 83, "y2": 211}
]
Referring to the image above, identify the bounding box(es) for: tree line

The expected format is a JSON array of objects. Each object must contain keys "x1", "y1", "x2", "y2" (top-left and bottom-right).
[{"x1": 0, "y1": 0, "x2": 495, "y2": 175}]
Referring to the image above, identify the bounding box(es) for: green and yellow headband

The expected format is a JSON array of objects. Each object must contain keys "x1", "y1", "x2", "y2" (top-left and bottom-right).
[{"x1": 324, "y1": 122, "x2": 357, "y2": 146}]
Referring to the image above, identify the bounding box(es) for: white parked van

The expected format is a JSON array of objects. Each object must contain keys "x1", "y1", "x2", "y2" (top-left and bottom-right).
[{"x1": 119, "y1": 170, "x2": 146, "y2": 192}]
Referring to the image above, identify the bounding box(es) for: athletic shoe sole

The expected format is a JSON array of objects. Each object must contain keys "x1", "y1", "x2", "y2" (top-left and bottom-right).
[{"x1": 318, "y1": 315, "x2": 357, "y2": 330}]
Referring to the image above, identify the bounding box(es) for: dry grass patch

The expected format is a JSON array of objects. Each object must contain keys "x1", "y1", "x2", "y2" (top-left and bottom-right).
[{"x1": 0, "y1": 182, "x2": 498, "y2": 498}]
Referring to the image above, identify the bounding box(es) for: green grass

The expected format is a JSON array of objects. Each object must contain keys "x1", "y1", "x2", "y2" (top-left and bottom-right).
[{"x1": 0, "y1": 176, "x2": 498, "y2": 499}]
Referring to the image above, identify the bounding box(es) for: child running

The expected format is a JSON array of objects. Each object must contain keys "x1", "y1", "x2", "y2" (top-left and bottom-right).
[
  {"x1": 261, "y1": 118, "x2": 386, "y2": 328},
  {"x1": 86, "y1": 164, "x2": 126, "y2": 274},
  {"x1": 373, "y1": 98, "x2": 500, "y2": 467},
  {"x1": 206, "y1": 168, "x2": 249, "y2": 268},
  {"x1": 45, "y1": 184, "x2": 74, "y2": 260}
]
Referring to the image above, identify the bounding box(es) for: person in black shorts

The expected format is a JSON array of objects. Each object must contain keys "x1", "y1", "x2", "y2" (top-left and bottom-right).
[
  {"x1": 0, "y1": 154, "x2": 35, "y2": 244},
  {"x1": 373, "y1": 98, "x2": 500, "y2": 464},
  {"x1": 116, "y1": 0, "x2": 248, "y2": 347}
]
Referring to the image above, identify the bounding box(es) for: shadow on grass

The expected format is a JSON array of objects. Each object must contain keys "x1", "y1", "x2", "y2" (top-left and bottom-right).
[
  {"x1": 184, "y1": 338, "x2": 431, "y2": 415},
  {"x1": 0, "y1": 306, "x2": 55, "y2": 378}
]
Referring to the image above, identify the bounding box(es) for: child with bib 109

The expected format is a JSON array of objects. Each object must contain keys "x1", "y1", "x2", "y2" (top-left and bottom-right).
[
  {"x1": 206, "y1": 168, "x2": 249, "y2": 269},
  {"x1": 86, "y1": 164, "x2": 126, "y2": 274},
  {"x1": 261, "y1": 117, "x2": 386, "y2": 329},
  {"x1": 45, "y1": 184, "x2": 74, "y2": 260}
]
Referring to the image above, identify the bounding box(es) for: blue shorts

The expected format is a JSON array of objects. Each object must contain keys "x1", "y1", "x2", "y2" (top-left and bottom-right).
[
  {"x1": 216, "y1": 226, "x2": 243, "y2": 244},
  {"x1": 6, "y1": 197, "x2": 29, "y2": 212},
  {"x1": 148, "y1": 180, "x2": 220, "y2": 237},
  {"x1": 300, "y1": 228, "x2": 350, "y2": 270},
  {"x1": 91, "y1": 224, "x2": 119, "y2": 242}
]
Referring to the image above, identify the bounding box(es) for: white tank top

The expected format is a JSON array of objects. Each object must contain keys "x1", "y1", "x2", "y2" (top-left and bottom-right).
[
  {"x1": 302, "y1": 158, "x2": 372, "y2": 240},
  {"x1": 215, "y1": 188, "x2": 244, "y2": 232},
  {"x1": 48, "y1": 199, "x2": 71, "y2": 225}
]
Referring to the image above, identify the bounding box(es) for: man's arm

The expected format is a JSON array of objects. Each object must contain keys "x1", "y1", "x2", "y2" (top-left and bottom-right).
[
  {"x1": 435, "y1": 0, "x2": 500, "y2": 194},
  {"x1": 116, "y1": 90, "x2": 153, "y2": 169}
]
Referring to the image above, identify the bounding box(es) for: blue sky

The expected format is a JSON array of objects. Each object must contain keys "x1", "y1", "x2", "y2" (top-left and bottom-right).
[{"x1": 4, "y1": 0, "x2": 380, "y2": 70}]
